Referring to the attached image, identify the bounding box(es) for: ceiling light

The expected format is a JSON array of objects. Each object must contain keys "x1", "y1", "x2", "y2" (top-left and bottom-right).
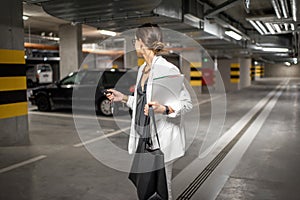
[
  {"x1": 265, "y1": 23, "x2": 275, "y2": 34},
  {"x1": 273, "y1": 24, "x2": 281, "y2": 32},
  {"x1": 184, "y1": 14, "x2": 201, "y2": 23},
  {"x1": 256, "y1": 21, "x2": 268, "y2": 34},
  {"x1": 23, "y1": 15, "x2": 29, "y2": 21},
  {"x1": 262, "y1": 47, "x2": 289, "y2": 52},
  {"x1": 98, "y1": 30, "x2": 117, "y2": 36},
  {"x1": 225, "y1": 30, "x2": 242, "y2": 40},
  {"x1": 290, "y1": 24, "x2": 295, "y2": 30},
  {"x1": 249, "y1": 20, "x2": 264, "y2": 35}
]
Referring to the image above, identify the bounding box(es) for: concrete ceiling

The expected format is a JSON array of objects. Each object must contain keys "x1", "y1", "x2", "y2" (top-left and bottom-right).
[{"x1": 22, "y1": 0, "x2": 300, "y2": 64}]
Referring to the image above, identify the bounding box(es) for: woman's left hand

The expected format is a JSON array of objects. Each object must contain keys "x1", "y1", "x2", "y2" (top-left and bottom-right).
[{"x1": 144, "y1": 101, "x2": 165, "y2": 116}]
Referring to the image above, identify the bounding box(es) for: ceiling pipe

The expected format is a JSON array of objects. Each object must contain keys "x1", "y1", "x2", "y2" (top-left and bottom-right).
[
  {"x1": 205, "y1": 0, "x2": 240, "y2": 18},
  {"x1": 289, "y1": 0, "x2": 297, "y2": 21},
  {"x1": 271, "y1": 0, "x2": 282, "y2": 19},
  {"x1": 279, "y1": 0, "x2": 289, "y2": 18}
]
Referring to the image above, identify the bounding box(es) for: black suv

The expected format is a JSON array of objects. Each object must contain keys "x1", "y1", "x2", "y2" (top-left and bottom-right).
[{"x1": 28, "y1": 69, "x2": 136, "y2": 116}]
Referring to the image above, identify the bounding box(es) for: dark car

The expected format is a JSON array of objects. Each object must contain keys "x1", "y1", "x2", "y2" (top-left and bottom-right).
[{"x1": 28, "y1": 69, "x2": 137, "y2": 116}]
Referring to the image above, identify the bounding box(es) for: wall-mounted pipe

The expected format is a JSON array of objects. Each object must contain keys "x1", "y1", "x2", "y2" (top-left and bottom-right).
[
  {"x1": 271, "y1": 0, "x2": 282, "y2": 19},
  {"x1": 279, "y1": 0, "x2": 289, "y2": 18},
  {"x1": 289, "y1": 0, "x2": 297, "y2": 21}
]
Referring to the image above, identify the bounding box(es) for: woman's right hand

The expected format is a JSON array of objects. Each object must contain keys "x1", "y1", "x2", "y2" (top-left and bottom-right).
[{"x1": 105, "y1": 89, "x2": 124, "y2": 102}]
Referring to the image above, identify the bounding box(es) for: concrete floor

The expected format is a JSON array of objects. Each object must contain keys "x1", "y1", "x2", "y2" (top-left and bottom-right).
[{"x1": 0, "y1": 78, "x2": 299, "y2": 200}]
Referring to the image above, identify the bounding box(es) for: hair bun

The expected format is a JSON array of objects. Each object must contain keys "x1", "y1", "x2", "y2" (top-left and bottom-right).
[{"x1": 151, "y1": 41, "x2": 164, "y2": 54}]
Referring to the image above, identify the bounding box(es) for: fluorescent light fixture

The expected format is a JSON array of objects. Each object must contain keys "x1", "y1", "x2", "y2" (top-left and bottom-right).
[
  {"x1": 262, "y1": 47, "x2": 289, "y2": 52},
  {"x1": 98, "y1": 30, "x2": 117, "y2": 36},
  {"x1": 256, "y1": 21, "x2": 268, "y2": 34},
  {"x1": 184, "y1": 14, "x2": 201, "y2": 23},
  {"x1": 271, "y1": 0, "x2": 282, "y2": 19},
  {"x1": 23, "y1": 15, "x2": 29, "y2": 20},
  {"x1": 291, "y1": 24, "x2": 295, "y2": 30},
  {"x1": 249, "y1": 20, "x2": 264, "y2": 35},
  {"x1": 279, "y1": 0, "x2": 289, "y2": 18},
  {"x1": 225, "y1": 30, "x2": 242, "y2": 40},
  {"x1": 273, "y1": 24, "x2": 281, "y2": 32},
  {"x1": 265, "y1": 23, "x2": 275, "y2": 34}
]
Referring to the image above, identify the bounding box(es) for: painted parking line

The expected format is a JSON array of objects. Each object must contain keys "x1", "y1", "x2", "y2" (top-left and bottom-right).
[
  {"x1": 0, "y1": 155, "x2": 47, "y2": 174},
  {"x1": 73, "y1": 127, "x2": 131, "y2": 148},
  {"x1": 28, "y1": 110, "x2": 131, "y2": 123}
]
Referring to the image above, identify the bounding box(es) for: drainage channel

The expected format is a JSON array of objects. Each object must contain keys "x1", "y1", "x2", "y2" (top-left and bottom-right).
[{"x1": 176, "y1": 85, "x2": 285, "y2": 200}]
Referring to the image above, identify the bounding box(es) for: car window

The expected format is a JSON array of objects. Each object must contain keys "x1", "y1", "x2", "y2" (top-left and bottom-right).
[
  {"x1": 38, "y1": 65, "x2": 52, "y2": 72},
  {"x1": 80, "y1": 71, "x2": 102, "y2": 85},
  {"x1": 60, "y1": 71, "x2": 85, "y2": 85},
  {"x1": 102, "y1": 71, "x2": 124, "y2": 86}
]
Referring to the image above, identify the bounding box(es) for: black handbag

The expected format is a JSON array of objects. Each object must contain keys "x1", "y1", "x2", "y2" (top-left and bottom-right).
[{"x1": 128, "y1": 106, "x2": 168, "y2": 200}]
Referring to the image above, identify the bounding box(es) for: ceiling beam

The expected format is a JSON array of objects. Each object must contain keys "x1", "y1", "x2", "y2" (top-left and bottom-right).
[{"x1": 204, "y1": 0, "x2": 240, "y2": 18}]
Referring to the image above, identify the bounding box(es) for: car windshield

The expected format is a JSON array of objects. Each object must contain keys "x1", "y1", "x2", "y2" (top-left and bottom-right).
[{"x1": 60, "y1": 71, "x2": 85, "y2": 85}]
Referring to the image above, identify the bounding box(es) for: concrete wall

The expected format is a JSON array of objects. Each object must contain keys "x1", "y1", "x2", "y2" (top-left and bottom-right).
[{"x1": 264, "y1": 63, "x2": 300, "y2": 77}]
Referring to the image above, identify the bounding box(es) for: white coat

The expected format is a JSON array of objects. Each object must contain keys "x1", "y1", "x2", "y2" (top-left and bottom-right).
[{"x1": 126, "y1": 55, "x2": 193, "y2": 163}]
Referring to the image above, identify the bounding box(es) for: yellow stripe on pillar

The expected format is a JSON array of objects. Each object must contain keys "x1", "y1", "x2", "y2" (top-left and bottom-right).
[
  {"x1": 0, "y1": 77, "x2": 27, "y2": 91},
  {"x1": 0, "y1": 102, "x2": 28, "y2": 119},
  {"x1": 0, "y1": 49, "x2": 25, "y2": 64}
]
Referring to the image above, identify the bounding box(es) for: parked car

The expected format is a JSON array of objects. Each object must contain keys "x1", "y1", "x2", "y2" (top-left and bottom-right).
[
  {"x1": 26, "y1": 63, "x2": 53, "y2": 87},
  {"x1": 28, "y1": 69, "x2": 137, "y2": 116}
]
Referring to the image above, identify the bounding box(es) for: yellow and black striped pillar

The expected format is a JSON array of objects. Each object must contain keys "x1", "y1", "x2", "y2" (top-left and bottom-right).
[
  {"x1": 250, "y1": 65, "x2": 255, "y2": 81},
  {"x1": 255, "y1": 65, "x2": 264, "y2": 78},
  {"x1": 0, "y1": 49, "x2": 28, "y2": 119},
  {"x1": 230, "y1": 63, "x2": 240, "y2": 83},
  {"x1": 190, "y1": 62, "x2": 202, "y2": 86}
]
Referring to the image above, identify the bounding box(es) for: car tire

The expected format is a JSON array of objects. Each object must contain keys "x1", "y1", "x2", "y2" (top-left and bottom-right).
[
  {"x1": 99, "y1": 99, "x2": 112, "y2": 116},
  {"x1": 36, "y1": 95, "x2": 51, "y2": 111}
]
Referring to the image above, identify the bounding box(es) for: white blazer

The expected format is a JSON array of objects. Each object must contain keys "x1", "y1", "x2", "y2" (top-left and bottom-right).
[{"x1": 126, "y1": 55, "x2": 192, "y2": 163}]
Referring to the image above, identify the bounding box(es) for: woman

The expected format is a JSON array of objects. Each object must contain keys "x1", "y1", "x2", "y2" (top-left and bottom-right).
[{"x1": 106, "y1": 23, "x2": 192, "y2": 200}]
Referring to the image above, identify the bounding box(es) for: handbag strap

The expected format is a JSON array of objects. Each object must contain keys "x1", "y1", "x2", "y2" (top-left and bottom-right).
[{"x1": 148, "y1": 106, "x2": 161, "y2": 148}]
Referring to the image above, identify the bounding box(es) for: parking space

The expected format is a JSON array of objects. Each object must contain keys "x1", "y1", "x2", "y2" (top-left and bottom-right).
[{"x1": 2, "y1": 78, "x2": 299, "y2": 199}]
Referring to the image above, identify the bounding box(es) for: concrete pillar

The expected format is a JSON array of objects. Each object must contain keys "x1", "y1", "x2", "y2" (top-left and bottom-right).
[
  {"x1": 0, "y1": 0, "x2": 29, "y2": 146},
  {"x1": 181, "y1": 50, "x2": 202, "y2": 94},
  {"x1": 239, "y1": 58, "x2": 251, "y2": 89},
  {"x1": 217, "y1": 59, "x2": 232, "y2": 92},
  {"x1": 59, "y1": 23, "x2": 82, "y2": 78},
  {"x1": 124, "y1": 36, "x2": 138, "y2": 69},
  {"x1": 217, "y1": 58, "x2": 251, "y2": 92}
]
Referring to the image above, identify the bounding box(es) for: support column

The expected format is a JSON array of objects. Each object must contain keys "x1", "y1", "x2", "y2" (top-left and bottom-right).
[
  {"x1": 124, "y1": 36, "x2": 138, "y2": 69},
  {"x1": 59, "y1": 24, "x2": 82, "y2": 78},
  {"x1": 181, "y1": 50, "x2": 202, "y2": 94},
  {"x1": 239, "y1": 58, "x2": 251, "y2": 89},
  {"x1": 0, "y1": 0, "x2": 29, "y2": 146}
]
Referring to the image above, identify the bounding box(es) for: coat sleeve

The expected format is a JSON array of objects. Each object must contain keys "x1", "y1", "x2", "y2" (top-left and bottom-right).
[{"x1": 126, "y1": 95, "x2": 135, "y2": 109}]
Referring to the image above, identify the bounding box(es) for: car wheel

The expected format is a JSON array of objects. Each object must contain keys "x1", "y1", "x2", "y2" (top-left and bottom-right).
[
  {"x1": 36, "y1": 95, "x2": 51, "y2": 111},
  {"x1": 99, "y1": 99, "x2": 112, "y2": 116}
]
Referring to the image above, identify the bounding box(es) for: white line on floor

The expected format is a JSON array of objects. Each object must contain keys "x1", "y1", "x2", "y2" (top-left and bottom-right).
[
  {"x1": 173, "y1": 80, "x2": 288, "y2": 198},
  {"x1": 28, "y1": 111, "x2": 131, "y2": 123},
  {"x1": 73, "y1": 127, "x2": 131, "y2": 148},
  {"x1": 0, "y1": 155, "x2": 47, "y2": 174}
]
